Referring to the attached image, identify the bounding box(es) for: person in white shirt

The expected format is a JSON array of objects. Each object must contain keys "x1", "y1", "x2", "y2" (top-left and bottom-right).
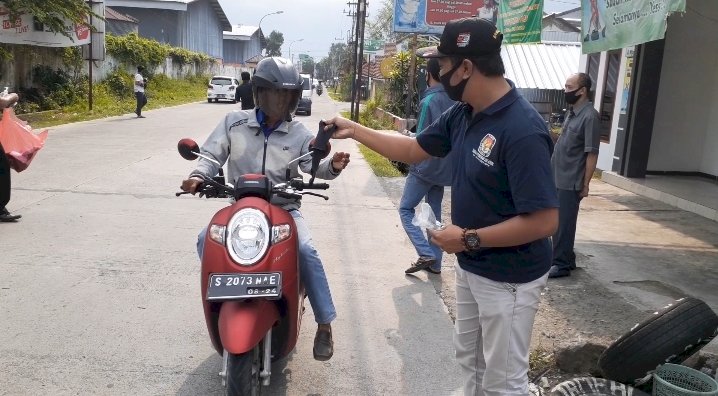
[{"x1": 134, "y1": 66, "x2": 147, "y2": 118}]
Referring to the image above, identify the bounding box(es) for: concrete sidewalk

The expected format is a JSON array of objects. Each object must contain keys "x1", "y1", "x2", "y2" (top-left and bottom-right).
[{"x1": 377, "y1": 174, "x2": 718, "y2": 371}]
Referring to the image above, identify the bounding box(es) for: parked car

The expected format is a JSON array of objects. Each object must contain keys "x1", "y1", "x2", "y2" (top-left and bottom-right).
[
  {"x1": 296, "y1": 73, "x2": 312, "y2": 116},
  {"x1": 207, "y1": 76, "x2": 239, "y2": 103}
]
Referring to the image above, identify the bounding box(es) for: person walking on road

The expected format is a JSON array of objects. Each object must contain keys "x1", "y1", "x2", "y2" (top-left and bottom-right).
[
  {"x1": 181, "y1": 57, "x2": 350, "y2": 361},
  {"x1": 134, "y1": 66, "x2": 147, "y2": 118},
  {"x1": 0, "y1": 91, "x2": 21, "y2": 222},
  {"x1": 324, "y1": 18, "x2": 558, "y2": 395},
  {"x1": 548, "y1": 73, "x2": 601, "y2": 278},
  {"x1": 236, "y1": 71, "x2": 254, "y2": 110},
  {"x1": 402, "y1": 57, "x2": 455, "y2": 275}
]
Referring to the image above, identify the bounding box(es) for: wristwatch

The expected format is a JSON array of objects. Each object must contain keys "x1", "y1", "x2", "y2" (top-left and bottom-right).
[{"x1": 462, "y1": 229, "x2": 481, "y2": 251}]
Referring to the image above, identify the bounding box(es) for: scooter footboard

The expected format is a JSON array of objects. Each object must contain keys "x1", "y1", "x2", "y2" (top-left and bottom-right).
[{"x1": 218, "y1": 299, "x2": 280, "y2": 355}]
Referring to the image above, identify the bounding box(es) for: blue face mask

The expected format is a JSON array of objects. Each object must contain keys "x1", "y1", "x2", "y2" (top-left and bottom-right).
[{"x1": 439, "y1": 60, "x2": 470, "y2": 102}]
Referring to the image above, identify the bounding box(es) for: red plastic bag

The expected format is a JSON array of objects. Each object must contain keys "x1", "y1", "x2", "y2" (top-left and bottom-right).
[{"x1": 0, "y1": 107, "x2": 48, "y2": 172}]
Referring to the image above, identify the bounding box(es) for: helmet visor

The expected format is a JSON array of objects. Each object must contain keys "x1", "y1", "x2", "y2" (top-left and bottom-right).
[{"x1": 256, "y1": 87, "x2": 300, "y2": 120}]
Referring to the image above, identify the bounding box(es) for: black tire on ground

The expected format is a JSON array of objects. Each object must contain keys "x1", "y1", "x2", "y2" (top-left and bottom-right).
[
  {"x1": 550, "y1": 377, "x2": 649, "y2": 396},
  {"x1": 598, "y1": 297, "x2": 718, "y2": 384},
  {"x1": 208, "y1": 99, "x2": 212, "y2": 103},
  {"x1": 306, "y1": 109, "x2": 311, "y2": 116},
  {"x1": 226, "y1": 346, "x2": 262, "y2": 396}
]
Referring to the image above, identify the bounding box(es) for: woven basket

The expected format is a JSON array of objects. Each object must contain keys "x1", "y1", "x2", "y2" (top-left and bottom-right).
[{"x1": 653, "y1": 364, "x2": 718, "y2": 396}]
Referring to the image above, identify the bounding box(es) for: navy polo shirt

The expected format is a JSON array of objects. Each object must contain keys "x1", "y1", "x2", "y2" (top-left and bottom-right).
[{"x1": 417, "y1": 81, "x2": 559, "y2": 283}]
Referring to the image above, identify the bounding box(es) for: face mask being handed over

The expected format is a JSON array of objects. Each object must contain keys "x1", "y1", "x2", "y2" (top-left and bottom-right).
[
  {"x1": 440, "y1": 61, "x2": 470, "y2": 102},
  {"x1": 564, "y1": 87, "x2": 584, "y2": 105}
]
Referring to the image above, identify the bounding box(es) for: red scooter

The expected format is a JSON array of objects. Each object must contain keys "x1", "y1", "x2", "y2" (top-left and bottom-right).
[{"x1": 177, "y1": 122, "x2": 334, "y2": 395}]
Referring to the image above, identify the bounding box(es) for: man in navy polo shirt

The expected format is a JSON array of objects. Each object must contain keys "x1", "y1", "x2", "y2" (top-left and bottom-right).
[{"x1": 325, "y1": 17, "x2": 558, "y2": 395}]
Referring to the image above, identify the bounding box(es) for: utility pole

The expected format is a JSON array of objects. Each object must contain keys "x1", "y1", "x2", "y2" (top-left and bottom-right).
[
  {"x1": 344, "y1": 2, "x2": 358, "y2": 120},
  {"x1": 351, "y1": 0, "x2": 367, "y2": 122}
]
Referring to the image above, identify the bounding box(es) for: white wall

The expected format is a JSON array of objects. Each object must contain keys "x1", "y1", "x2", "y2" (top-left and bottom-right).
[{"x1": 647, "y1": 0, "x2": 718, "y2": 174}]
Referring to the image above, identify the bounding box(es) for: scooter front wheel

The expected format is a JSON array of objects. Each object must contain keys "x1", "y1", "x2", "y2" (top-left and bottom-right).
[{"x1": 226, "y1": 344, "x2": 262, "y2": 396}]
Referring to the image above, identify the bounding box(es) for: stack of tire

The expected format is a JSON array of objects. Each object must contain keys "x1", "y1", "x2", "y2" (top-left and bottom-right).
[{"x1": 550, "y1": 297, "x2": 718, "y2": 396}]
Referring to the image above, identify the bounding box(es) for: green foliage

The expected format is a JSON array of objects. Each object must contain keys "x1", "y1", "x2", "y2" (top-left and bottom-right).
[
  {"x1": 106, "y1": 33, "x2": 168, "y2": 68},
  {"x1": 168, "y1": 46, "x2": 213, "y2": 65},
  {"x1": 358, "y1": 144, "x2": 403, "y2": 177},
  {"x1": 104, "y1": 69, "x2": 133, "y2": 98},
  {"x1": 265, "y1": 31, "x2": 284, "y2": 56},
  {"x1": 106, "y1": 33, "x2": 213, "y2": 70},
  {"x1": 18, "y1": 65, "x2": 87, "y2": 111},
  {"x1": 21, "y1": 72, "x2": 211, "y2": 128},
  {"x1": 359, "y1": 94, "x2": 394, "y2": 130}
]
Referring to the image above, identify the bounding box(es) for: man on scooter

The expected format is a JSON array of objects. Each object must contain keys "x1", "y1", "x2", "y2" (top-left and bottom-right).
[{"x1": 181, "y1": 57, "x2": 350, "y2": 361}]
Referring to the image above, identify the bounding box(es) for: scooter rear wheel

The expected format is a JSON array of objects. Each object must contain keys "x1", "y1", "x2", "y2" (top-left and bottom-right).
[{"x1": 226, "y1": 344, "x2": 262, "y2": 396}]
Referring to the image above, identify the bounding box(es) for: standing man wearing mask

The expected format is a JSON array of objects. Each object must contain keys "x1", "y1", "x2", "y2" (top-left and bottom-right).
[
  {"x1": 549, "y1": 73, "x2": 601, "y2": 278},
  {"x1": 325, "y1": 18, "x2": 558, "y2": 395},
  {"x1": 402, "y1": 57, "x2": 455, "y2": 275}
]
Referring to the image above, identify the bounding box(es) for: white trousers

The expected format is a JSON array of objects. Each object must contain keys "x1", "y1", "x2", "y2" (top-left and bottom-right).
[{"x1": 454, "y1": 264, "x2": 548, "y2": 396}]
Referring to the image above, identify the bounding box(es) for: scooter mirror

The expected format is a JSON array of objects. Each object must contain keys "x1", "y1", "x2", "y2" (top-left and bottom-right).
[{"x1": 178, "y1": 138, "x2": 199, "y2": 161}]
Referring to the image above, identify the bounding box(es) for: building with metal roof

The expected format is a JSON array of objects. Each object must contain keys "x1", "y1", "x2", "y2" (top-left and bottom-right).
[
  {"x1": 106, "y1": 0, "x2": 232, "y2": 58},
  {"x1": 105, "y1": 7, "x2": 139, "y2": 36},
  {"x1": 223, "y1": 25, "x2": 263, "y2": 65}
]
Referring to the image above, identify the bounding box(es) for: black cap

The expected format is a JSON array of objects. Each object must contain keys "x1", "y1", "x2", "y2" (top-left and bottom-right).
[{"x1": 417, "y1": 18, "x2": 503, "y2": 59}]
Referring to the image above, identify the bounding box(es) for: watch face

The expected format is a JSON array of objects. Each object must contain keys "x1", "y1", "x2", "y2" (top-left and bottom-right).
[{"x1": 467, "y1": 234, "x2": 479, "y2": 248}]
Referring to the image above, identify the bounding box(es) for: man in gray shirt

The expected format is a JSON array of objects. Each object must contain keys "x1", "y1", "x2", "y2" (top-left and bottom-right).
[{"x1": 549, "y1": 73, "x2": 601, "y2": 278}]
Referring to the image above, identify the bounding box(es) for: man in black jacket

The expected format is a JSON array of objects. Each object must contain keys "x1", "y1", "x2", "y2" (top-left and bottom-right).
[{"x1": 235, "y1": 71, "x2": 254, "y2": 110}]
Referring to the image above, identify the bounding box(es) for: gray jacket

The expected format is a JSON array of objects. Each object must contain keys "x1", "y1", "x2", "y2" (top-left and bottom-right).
[{"x1": 190, "y1": 109, "x2": 340, "y2": 210}]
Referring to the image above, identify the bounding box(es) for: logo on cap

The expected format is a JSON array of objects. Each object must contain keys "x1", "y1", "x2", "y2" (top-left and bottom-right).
[{"x1": 457, "y1": 33, "x2": 471, "y2": 48}]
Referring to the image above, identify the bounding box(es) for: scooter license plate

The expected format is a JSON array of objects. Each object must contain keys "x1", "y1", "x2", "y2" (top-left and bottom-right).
[{"x1": 207, "y1": 273, "x2": 282, "y2": 300}]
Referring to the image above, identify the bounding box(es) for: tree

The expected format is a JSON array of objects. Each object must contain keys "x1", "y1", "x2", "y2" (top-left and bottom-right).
[
  {"x1": 264, "y1": 31, "x2": 284, "y2": 57},
  {"x1": 300, "y1": 58, "x2": 315, "y2": 75},
  {"x1": 2, "y1": 0, "x2": 92, "y2": 38},
  {"x1": 366, "y1": 0, "x2": 395, "y2": 42}
]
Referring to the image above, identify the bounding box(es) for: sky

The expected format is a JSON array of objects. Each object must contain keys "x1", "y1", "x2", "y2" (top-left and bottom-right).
[{"x1": 217, "y1": 0, "x2": 581, "y2": 62}]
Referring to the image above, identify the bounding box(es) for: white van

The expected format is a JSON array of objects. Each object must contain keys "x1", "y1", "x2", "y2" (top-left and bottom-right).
[{"x1": 296, "y1": 73, "x2": 312, "y2": 116}]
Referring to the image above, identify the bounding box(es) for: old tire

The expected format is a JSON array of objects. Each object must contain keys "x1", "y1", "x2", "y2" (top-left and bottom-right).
[
  {"x1": 550, "y1": 377, "x2": 649, "y2": 396},
  {"x1": 226, "y1": 346, "x2": 262, "y2": 396},
  {"x1": 598, "y1": 297, "x2": 718, "y2": 384}
]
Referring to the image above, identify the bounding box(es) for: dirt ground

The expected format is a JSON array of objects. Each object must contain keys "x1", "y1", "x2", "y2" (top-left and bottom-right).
[{"x1": 375, "y1": 175, "x2": 716, "y2": 389}]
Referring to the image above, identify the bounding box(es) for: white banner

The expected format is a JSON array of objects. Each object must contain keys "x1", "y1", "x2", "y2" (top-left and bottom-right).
[{"x1": 0, "y1": 5, "x2": 90, "y2": 47}]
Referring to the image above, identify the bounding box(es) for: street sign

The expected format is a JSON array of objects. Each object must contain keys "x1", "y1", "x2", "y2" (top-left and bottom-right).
[{"x1": 363, "y1": 39, "x2": 384, "y2": 54}]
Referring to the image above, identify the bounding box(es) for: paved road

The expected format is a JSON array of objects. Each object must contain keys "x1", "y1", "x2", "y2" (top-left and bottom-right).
[{"x1": 0, "y1": 93, "x2": 461, "y2": 395}]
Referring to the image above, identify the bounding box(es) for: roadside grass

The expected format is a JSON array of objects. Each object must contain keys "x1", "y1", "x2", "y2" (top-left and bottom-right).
[
  {"x1": 327, "y1": 90, "x2": 342, "y2": 101},
  {"x1": 340, "y1": 110, "x2": 403, "y2": 178},
  {"x1": 19, "y1": 74, "x2": 208, "y2": 128}
]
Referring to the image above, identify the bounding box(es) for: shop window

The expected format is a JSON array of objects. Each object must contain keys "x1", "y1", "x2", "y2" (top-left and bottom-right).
[{"x1": 599, "y1": 50, "x2": 621, "y2": 143}]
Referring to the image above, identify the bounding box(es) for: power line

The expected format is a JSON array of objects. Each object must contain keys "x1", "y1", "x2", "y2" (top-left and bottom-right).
[{"x1": 687, "y1": 5, "x2": 718, "y2": 24}]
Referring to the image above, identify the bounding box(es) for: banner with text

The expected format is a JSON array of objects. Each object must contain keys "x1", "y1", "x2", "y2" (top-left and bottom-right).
[
  {"x1": 394, "y1": 0, "x2": 500, "y2": 34},
  {"x1": 497, "y1": 0, "x2": 543, "y2": 44},
  {"x1": 581, "y1": 0, "x2": 685, "y2": 54},
  {"x1": 0, "y1": 5, "x2": 90, "y2": 47}
]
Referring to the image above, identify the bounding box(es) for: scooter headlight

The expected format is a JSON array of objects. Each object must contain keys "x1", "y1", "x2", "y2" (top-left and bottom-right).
[{"x1": 226, "y1": 208, "x2": 270, "y2": 266}]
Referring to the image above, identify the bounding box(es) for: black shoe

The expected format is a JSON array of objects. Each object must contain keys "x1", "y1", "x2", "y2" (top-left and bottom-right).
[
  {"x1": 424, "y1": 267, "x2": 441, "y2": 275},
  {"x1": 548, "y1": 265, "x2": 571, "y2": 278},
  {"x1": 313, "y1": 325, "x2": 333, "y2": 361},
  {"x1": 405, "y1": 257, "x2": 436, "y2": 274},
  {"x1": 137, "y1": 115, "x2": 146, "y2": 118},
  {"x1": 0, "y1": 208, "x2": 21, "y2": 222}
]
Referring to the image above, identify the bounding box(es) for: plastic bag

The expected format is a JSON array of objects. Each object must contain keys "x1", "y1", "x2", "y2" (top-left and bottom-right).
[
  {"x1": 0, "y1": 107, "x2": 48, "y2": 172},
  {"x1": 411, "y1": 202, "x2": 444, "y2": 231}
]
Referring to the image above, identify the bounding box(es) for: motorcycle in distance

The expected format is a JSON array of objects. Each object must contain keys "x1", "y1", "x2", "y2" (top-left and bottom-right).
[
  {"x1": 176, "y1": 121, "x2": 336, "y2": 395},
  {"x1": 316, "y1": 83, "x2": 323, "y2": 96}
]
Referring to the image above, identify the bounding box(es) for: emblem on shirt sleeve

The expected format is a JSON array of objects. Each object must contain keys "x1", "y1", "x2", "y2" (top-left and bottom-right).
[{"x1": 472, "y1": 133, "x2": 496, "y2": 167}]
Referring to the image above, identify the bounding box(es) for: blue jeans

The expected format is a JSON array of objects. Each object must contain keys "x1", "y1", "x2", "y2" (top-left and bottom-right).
[
  {"x1": 399, "y1": 173, "x2": 445, "y2": 272},
  {"x1": 197, "y1": 210, "x2": 337, "y2": 324}
]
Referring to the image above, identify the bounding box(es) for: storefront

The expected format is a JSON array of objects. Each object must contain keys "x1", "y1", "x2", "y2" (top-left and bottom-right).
[{"x1": 589, "y1": 0, "x2": 718, "y2": 220}]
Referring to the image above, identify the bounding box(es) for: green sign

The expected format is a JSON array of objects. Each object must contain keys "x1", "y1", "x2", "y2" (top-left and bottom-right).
[
  {"x1": 581, "y1": 0, "x2": 685, "y2": 54},
  {"x1": 497, "y1": 0, "x2": 543, "y2": 44},
  {"x1": 363, "y1": 39, "x2": 384, "y2": 53}
]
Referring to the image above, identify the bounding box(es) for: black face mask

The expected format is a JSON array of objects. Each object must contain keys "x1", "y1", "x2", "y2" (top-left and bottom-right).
[
  {"x1": 564, "y1": 87, "x2": 583, "y2": 105},
  {"x1": 439, "y1": 61, "x2": 470, "y2": 102}
]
